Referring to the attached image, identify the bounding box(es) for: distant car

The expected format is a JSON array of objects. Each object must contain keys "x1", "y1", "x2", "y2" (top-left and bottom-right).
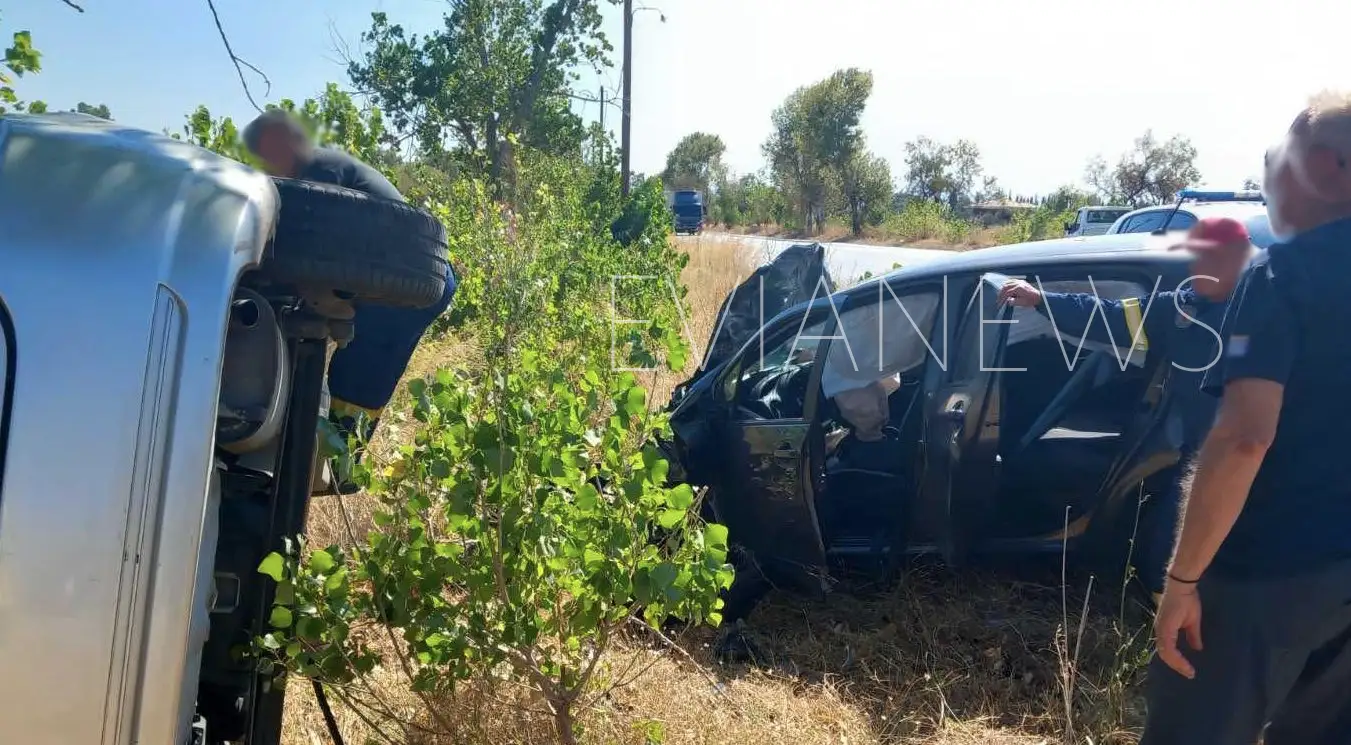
[
  {"x1": 1106, "y1": 190, "x2": 1276, "y2": 248},
  {"x1": 664, "y1": 235, "x2": 1204, "y2": 621},
  {"x1": 1064, "y1": 205, "x2": 1132, "y2": 237}
]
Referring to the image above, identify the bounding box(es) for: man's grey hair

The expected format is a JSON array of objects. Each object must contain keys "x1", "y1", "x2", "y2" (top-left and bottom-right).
[
  {"x1": 242, "y1": 109, "x2": 311, "y2": 155},
  {"x1": 1299, "y1": 90, "x2": 1351, "y2": 153}
]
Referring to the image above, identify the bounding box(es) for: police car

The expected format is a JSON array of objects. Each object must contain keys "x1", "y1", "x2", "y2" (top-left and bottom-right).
[{"x1": 1105, "y1": 189, "x2": 1276, "y2": 249}]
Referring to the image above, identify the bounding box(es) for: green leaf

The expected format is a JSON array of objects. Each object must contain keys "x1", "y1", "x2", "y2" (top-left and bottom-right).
[
  {"x1": 308, "y1": 549, "x2": 336, "y2": 574},
  {"x1": 257, "y1": 552, "x2": 285, "y2": 582},
  {"x1": 667, "y1": 483, "x2": 694, "y2": 510},
  {"x1": 576, "y1": 482, "x2": 599, "y2": 511},
  {"x1": 657, "y1": 509, "x2": 685, "y2": 529},
  {"x1": 623, "y1": 386, "x2": 646, "y2": 416},
  {"x1": 269, "y1": 606, "x2": 294, "y2": 629},
  {"x1": 706, "y1": 523, "x2": 729, "y2": 549},
  {"x1": 324, "y1": 567, "x2": 349, "y2": 594}
]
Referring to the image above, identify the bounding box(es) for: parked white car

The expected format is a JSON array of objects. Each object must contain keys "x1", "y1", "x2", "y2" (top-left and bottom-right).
[
  {"x1": 1106, "y1": 190, "x2": 1276, "y2": 249},
  {"x1": 1064, "y1": 206, "x2": 1132, "y2": 237}
]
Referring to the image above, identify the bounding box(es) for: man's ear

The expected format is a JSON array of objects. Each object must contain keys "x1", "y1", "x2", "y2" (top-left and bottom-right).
[{"x1": 1304, "y1": 145, "x2": 1351, "y2": 199}]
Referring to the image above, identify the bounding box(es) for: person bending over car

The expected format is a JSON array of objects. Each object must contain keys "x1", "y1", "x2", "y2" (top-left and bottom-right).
[
  {"x1": 997, "y1": 216, "x2": 1254, "y2": 599},
  {"x1": 243, "y1": 109, "x2": 457, "y2": 491}
]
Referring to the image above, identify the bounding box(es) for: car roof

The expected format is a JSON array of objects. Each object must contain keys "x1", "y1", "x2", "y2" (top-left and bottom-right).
[
  {"x1": 1118, "y1": 200, "x2": 1267, "y2": 221},
  {"x1": 873, "y1": 232, "x2": 1181, "y2": 284}
]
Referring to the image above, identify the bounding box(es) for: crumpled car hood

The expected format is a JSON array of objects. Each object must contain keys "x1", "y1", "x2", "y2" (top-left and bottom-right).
[{"x1": 676, "y1": 242, "x2": 835, "y2": 396}]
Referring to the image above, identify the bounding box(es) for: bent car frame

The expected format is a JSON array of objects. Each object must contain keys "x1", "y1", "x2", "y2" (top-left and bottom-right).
[{"x1": 664, "y1": 235, "x2": 1209, "y2": 618}]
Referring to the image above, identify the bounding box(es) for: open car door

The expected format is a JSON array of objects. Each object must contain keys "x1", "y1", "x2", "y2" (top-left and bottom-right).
[
  {"x1": 922, "y1": 273, "x2": 1012, "y2": 565},
  {"x1": 709, "y1": 308, "x2": 832, "y2": 597}
]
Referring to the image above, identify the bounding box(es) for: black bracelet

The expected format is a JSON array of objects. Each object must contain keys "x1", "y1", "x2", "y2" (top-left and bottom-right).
[{"x1": 1167, "y1": 571, "x2": 1200, "y2": 585}]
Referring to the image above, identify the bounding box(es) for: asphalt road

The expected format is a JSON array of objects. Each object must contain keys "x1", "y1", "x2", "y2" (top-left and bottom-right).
[{"x1": 687, "y1": 232, "x2": 954, "y2": 282}]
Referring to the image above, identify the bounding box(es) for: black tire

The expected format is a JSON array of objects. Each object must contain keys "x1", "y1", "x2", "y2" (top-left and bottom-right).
[{"x1": 266, "y1": 178, "x2": 449, "y2": 308}]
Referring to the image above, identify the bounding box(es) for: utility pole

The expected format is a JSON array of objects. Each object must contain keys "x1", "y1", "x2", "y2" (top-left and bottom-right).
[{"x1": 621, "y1": 0, "x2": 633, "y2": 198}]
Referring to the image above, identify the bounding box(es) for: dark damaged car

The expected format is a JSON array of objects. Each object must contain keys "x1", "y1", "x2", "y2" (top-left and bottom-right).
[{"x1": 663, "y1": 236, "x2": 1205, "y2": 621}]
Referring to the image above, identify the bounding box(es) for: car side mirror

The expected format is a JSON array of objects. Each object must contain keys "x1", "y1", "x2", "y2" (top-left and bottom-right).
[{"x1": 1065, "y1": 222, "x2": 1077, "y2": 232}]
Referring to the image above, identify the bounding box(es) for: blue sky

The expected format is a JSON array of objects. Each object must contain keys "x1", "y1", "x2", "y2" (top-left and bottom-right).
[{"x1": 9, "y1": 0, "x2": 1350, "y2": 195}]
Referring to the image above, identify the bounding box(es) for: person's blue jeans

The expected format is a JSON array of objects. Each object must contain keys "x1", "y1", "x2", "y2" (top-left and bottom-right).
[{"x1": 327, "y1": 270, "x2": 457, "y2": 444}]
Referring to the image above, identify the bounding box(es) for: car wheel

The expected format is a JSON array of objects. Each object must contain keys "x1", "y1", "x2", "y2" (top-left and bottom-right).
[{"x1": 265, "y1": 178, "x2": 450, "y2": 309}]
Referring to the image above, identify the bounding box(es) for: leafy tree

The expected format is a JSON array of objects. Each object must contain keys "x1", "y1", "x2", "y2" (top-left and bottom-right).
[
  {"x1": 763, "y1": 68, "x2": 873, "y2": 234},
  {"x1": 1242, "y1": 177, "x2": 1261, "y2": 190},
  {"x1": 176, "y1": 85, "x2": 388, "y2": 176},
  {"x1": 974, "y1": 175, "x2": 1006, "y2": 203},
  {"x1": 903, "y1": 136, "x2": 984, "y2": 211},
  {"x1": 1042, "y1": 184, "x2": 1093, "y2": 213},
  {"x1": 1085, "y1": 130, "x2": 1201, "y2": 207},
  {"x1": 348, "y1": 1, "x2": 612, "y2": 192},
  {"x1": 836, "y1": 150, "x2": 893, "y2": 236},
  {"x1": 73, "y1": 101, "x2": 111, "y2": 119},
  {"x1": 177, "y1": 105, "x2": 250, "y2": 162},
  {"x1": 661, "y1": 131, "x2": 725, "y2": 193},
  {"x1": 2, "y1": 16, "x2": 41, "y2": 114}
]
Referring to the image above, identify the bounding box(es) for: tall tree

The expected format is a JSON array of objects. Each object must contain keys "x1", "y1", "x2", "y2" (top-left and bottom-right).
[
  {"x1": 837, "y1": 150, "x2": 892, "y2": 236},
  {"x1": 763, "y1": 68, "x2": 873, "y2": 234},
  {"x1": 661, "y1": 132, "x2": 725, "y2": 193},
  {"x1": 348, "y1": 2, "x2": 612, "y2": 192},
  {"x1": 1084, "y1": 130, "x2": 1201, "y2": 207},
  {"x1": 903, "y1": 136, "x2": 984, "y2": 211}
]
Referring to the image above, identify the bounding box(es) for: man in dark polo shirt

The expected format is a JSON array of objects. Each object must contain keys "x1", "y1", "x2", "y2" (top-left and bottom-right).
[
  {"x1": 243, "y1": 110, "x2": 456, "y2": 491},
  {"x1": 1143, "y1": 92, "x2": 1351, "y2": 744}
]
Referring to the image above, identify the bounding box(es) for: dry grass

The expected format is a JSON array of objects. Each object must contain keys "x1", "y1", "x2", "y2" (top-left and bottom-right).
[{"x1": 285, "y1": 236, "x2": 1151, "y2": 745}]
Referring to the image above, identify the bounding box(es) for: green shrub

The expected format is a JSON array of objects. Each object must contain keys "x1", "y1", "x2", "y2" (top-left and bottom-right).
[
  {"x1": 881, "y1": 199, "x2": 972, "y2": 243},
  {"x1": 252, "y1": 153, "x2": 730, "y2": 745}
]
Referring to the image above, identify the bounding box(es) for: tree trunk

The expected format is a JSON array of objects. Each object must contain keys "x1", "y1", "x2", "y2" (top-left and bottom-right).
[{"x1": 552, "y1": 698, "x2": 577, "y2": 745}]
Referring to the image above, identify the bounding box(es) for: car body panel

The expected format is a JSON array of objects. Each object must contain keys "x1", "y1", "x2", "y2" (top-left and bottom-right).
[
  {"x1": 0, "y1": 113, "x2": 276, "y2": 745},
  {"x1": 920, "y1": 275, "x2": 1010, "y2": 563}
]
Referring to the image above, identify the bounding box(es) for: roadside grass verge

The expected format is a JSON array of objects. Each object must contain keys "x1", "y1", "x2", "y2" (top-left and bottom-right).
[{"x1": 289, "y1": 235, "x2": 1151, "y2": 745}]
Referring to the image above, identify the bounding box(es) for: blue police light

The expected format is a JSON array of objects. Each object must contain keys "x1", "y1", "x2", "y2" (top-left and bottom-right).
[{"x1": 1177, "y1": 189, "x2": 1265, "y2": 203}]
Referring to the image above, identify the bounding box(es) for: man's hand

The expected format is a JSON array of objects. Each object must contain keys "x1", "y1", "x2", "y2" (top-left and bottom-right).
[
  {"x1": 997, "y1": 279, "x2": 1043, "y2": 308},
  {"x1": 1154, "y1": 578, "x2": 1204, "y2": 679}
]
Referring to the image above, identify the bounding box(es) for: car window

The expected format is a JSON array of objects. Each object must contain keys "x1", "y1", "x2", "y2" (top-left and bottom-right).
[
  {"x1": 1166, "y1": 212, "x2": 1196, "y2": 231},
  {"x1": 1087, "y1": 210, "x2": 1128, "y2": 224},
  {"x1": 1117, "y1": 210, "x2": 1168, "y2": 234},
  {"x1": 1006, "y1": 276, "x2": 1155, "y2": 367},
  {"x1": 731, "y1": 315, "x2": 829, "y2": 420},
  {"x1": 821, "y1": 288, "x2": 941, "y2": 399}
]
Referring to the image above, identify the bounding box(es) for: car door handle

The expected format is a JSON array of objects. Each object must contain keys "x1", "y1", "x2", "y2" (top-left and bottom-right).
[{"x1": 773, "y1": 443, "x2": 798, "y2": 459}]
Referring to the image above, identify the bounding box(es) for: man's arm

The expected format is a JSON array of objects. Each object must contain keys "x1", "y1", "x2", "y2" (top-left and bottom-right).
[
  {"x1": 1168, "y1": 263, "x2": 1294, "y2": 581},
  {"x1": 1038, "y1": 291, "x2": 1163, "y2": 352}
]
